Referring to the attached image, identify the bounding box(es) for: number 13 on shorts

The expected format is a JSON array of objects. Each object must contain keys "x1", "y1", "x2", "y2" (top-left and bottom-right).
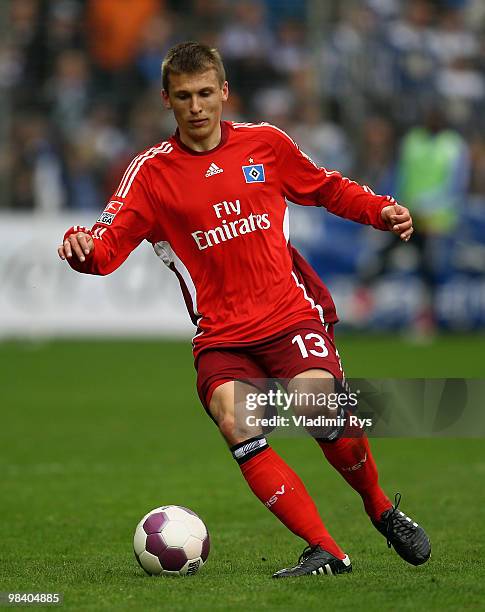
[{"x1": 292, "y1": 333, "x2": 329, "y2": 358}]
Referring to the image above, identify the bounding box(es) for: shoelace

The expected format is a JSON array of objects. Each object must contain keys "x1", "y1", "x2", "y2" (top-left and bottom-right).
[
  {"x1": 385, "y1": 492, "x2": 416, "y2": 548},
  {"x1": 298, "y1": 545, "x2": 317, "y2": 564}
]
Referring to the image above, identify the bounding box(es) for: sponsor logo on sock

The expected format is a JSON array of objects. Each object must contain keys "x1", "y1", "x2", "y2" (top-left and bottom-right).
[
  {"x1": 342, "y1": 452, "x2": 367, "y2": 472},
  {"x1": 265, "y1": 484, "x2": 285, "y2": 508},
  {"x1": 205, "y1": 162, "x2": 223, "y2": 177}
]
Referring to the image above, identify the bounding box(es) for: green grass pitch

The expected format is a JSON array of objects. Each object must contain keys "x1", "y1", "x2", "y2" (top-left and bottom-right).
[{"x1": 1, "y1": 335, "x2": 484, "y2": 611}]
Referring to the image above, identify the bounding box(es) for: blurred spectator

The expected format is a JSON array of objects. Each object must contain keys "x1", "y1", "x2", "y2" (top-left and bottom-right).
[
  {"x1": 385, "y1": 0, "x2": 438, "y2": 121},
  {"x1": 136, "y1": 12, "x2": 175, "y2": 87},
  {"x1": 222, "y1": 91, "x2": 245, "y2": 122},
  {"x1": 218, "y1": 0, "x2": 277, "y2": 104},
  {"x1": 9, "y1": 113, "x2": 65, "y2": 212},
  {"x1": 46, "y1": 49, "x2": 91, "y2": 137},
  {"x1": 355, "y1": 115, "x2": 397, "y2": 196},
  {"x1": 353, "y1": 107, "x2": 471, "y2": 331},
  {"x1": 430, "y1": 4, "x2": 483, "y2": 129},
  {"x1": 64, "y1": 142, "x2": 102, "y2": 211},
  {"x1": 292, "y1": 102, "x2": 353, "y2": 174},
  {"x1": 436, "y1": 56, "x2": 485, "y2": 126},
  {"x1": 218, "y1": 0, "x2": 272, "y2": 61},
  {"x1": 263, "y1": 0, "x2": 307, "y2": 27},
  {"x1": 86, "y1": 0, "x2": 163, "y2": 117},
  {"x1": 364, "y1": 0, "x2": 401, "y2": 20},
  {"x1": 10, "y1": 0, "x2": 38, "y2": 43},
  {"x1": 129, "y1": 91, "x2": 170, "y2": 152},
  {"x1": 7, "y1": 0, "x2": 43, "y2": 101},
  {"x1": 270, "y1": 19, "x2": 309, "y2": 75},
  {"x1": 429, "y1": 7, "x2": 479, "y2": 65},
  {"x1": 397, "y1": 106, "x2": 469, "y2": 235},
  {"x1": 396, "y1": 106, "x2": 470, "y2": 333},
  {"x1": 252, "y1": 85, "x2": 294, "y2": 129},
  {"x1": 469, "y1": 136, "x2": 485, "y2": 196},
  {"x1": 318, "y1": 3, "x2": 388, "y2": 123},
  {"x1": 348, "y1": 116, "x2": 398, "y2": 325},
  {"x1": 45, "y1": 0, "x2": 84, "y2": 60},
  {"x1": 87, "y1": 0, "x2": 162, "y2": 72},
  {"x1": 66, "y1": 103, "x2": 130, "y2": 209},
  {"x1": 186, "y1": 0, "x2": 228, "y2": 40}
]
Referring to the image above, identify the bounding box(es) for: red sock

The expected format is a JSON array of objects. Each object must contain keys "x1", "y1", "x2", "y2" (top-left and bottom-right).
[
  {"x1": 317, "y1": 436, "x2": 392, "y2": 521},
  {"x1": 240, "y1": 447, "x2": 345, "y2": 559}
]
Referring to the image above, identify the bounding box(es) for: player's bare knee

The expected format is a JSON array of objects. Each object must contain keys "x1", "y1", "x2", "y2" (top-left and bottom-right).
[
  {"x1": 209, "y1": 384, "x2": 235, "y2": 440},
  {"x1": 288, "y1": 369, "x2": 336, "y2": 420},
  {"x1": 208, "y1": 383, "x2": 245, "y2": 445},
  {"x1": 218, "y1": 413, "x2": 237, "y2": 443},
  {"x1": 208, "y1": 382, "x2": 234, "y2": 425},
  {"x1": 219, "y1": 409, "x2": 264, "y2": 445},
  {"x1": 287, "y1": 369, "x2": 344, "y2": 440}
]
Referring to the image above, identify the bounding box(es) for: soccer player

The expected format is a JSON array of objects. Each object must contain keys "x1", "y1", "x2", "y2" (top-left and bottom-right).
[{"x1": 58, "y1": 42, "x2": 430, "y2": 578}]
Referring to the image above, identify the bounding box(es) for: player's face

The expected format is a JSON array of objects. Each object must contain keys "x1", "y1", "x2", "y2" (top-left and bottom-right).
[{"x1": 162, "y1": 69, "x2": 228, "y2": 151}]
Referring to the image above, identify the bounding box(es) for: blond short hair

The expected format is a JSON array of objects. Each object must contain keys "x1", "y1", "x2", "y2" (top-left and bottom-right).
[{"x1": 162, "y1": 41, "x2": 226, "y2": 91}]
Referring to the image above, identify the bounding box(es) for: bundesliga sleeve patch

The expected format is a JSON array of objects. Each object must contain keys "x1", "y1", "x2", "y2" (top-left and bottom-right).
[
  {"x1": 97, "y1": 200, "x2": 124, "y2": 225},
  {"x1": 242, "y1": 164, "x2": 265, "y2": 183}
]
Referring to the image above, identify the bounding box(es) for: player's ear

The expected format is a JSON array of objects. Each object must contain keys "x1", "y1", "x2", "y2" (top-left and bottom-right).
[
  {"x1": 221, "y1": 81, "x2": 229, "y2": 102},
  {"x1": 161, "y1": 89, "x2": 172, "y2": 110}
]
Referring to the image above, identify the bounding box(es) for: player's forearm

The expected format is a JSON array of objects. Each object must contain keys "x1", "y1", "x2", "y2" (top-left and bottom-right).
[{"x1": 320, "y1": 177, "x2": 389, "y2": 230}]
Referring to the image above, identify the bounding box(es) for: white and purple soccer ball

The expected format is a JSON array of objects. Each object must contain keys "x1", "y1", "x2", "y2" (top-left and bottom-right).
[{"x1": 134, "y1": 505, "x2": 210, "y2": 576}]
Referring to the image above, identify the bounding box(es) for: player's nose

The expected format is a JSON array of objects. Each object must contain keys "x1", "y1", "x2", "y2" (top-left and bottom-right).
[{"x1": 189, "y1": 96, "x2": 202, "y2": 114}]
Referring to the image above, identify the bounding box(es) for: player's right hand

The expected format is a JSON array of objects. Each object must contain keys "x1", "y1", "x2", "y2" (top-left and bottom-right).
[
  {"x1": 58, "y1": 230, "x2": 94, "y2": 263},
  {"x1": 381, "y1": 204, "x2": 414, "y2": 242}
]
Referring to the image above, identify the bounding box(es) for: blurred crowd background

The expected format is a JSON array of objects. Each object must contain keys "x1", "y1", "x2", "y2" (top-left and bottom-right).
[{"x1": 1, "y1": 0, "x2": 485, "y2": 333}]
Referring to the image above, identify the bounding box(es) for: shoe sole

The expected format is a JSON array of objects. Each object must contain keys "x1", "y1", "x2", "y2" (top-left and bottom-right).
[{"x1": 272, "y1": 554, "x2": 352, "y2": 578}]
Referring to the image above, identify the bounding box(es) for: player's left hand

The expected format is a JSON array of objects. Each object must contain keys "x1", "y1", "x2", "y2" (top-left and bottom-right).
[{"x1": 381, "y1": 204, "x2": 414, "y2": 242}]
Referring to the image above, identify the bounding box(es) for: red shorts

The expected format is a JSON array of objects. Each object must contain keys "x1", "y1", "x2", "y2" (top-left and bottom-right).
[{"x1": 195, "y1": 320, "x2": 344, "y2": 412}]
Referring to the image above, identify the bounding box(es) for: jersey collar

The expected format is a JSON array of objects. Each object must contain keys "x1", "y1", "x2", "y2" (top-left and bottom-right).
[{"x1": 173, "y1": 121, "x2": 229, "y2": 156}]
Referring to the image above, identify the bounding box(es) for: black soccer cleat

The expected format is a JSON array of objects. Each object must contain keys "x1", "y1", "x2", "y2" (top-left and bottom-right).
[
  {"x1": 372, "y1": 493, "x2": 431, "y2": 566},
  {"x1": 272, "y1": 545, "x2": 352, "y2": 578}
]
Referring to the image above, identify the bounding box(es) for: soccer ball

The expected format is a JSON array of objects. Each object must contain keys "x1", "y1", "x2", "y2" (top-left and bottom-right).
[{"x1": 133, "y1": 505, "x2": 210, "y2": 576}]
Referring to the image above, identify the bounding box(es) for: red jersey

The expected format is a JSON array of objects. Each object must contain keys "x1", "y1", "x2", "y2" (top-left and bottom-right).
[{"x1": 65, "y1": 121, "x2": 392, "y2": 358}]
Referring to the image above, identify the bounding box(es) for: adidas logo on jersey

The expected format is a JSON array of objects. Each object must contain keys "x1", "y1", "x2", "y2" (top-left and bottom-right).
[{"x1": 205, "y1": 162, "x2": 223, "y2": 177}]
